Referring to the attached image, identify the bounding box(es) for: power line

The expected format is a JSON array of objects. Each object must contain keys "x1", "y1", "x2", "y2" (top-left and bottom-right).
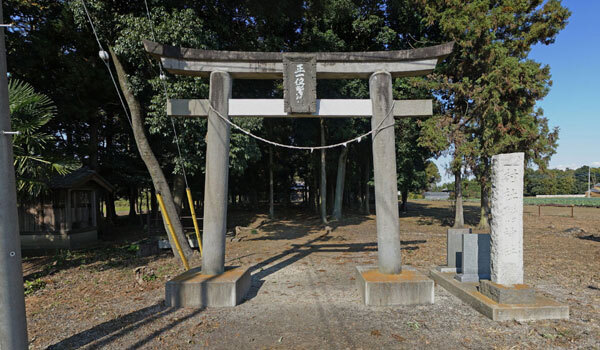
[
  {"x1": 80, "y1": 0, "x2": 133, "y2": 128},
  {"x1": 143, "y1": 0, "x2": 189, "y2": 187}
]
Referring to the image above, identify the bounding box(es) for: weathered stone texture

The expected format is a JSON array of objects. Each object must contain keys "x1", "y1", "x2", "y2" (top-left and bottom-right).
[
  {"x1": 166, "y1": 266, "x2": 251, "y2": 307},
  {"x1": 202, "y1": 71, "x2": 232, "y2": 275},
  {"x1": 369, "y1": 71, "x2": 402, "y2": 274},
  {"x1": 480, "y1": 280, "x2": 535, "y2": 304},
  {"x1": 454, "y1": 233, "x2": 491, "y2": 282},
  {"x1": 446, "y1": 228, "x2": 471, "y2": 269},
  {"x1": 356, "y1": 266, "x2": 434, "y2": 306},
  {"x1": 283, "y1": 54, "x2": 317, "y2": 114},
  {"x1": 490, "y1": 152, "x2": 525, "y2": 285}
]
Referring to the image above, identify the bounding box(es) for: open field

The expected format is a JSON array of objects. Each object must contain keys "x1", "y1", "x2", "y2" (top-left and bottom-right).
[
  {"x1": 524, "y1": 197, "x2": 600, "y2": 207},
  {"x1": 22, "y1": 200, "x2": 599, "y2": 349}
]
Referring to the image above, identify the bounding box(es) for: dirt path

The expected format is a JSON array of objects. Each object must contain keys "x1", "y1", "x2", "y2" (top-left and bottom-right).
[{"x1": 24, "y1": 201, "x2": 600, "y2": 349}]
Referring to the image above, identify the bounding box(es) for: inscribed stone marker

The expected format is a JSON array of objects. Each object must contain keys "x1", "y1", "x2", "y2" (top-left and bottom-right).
[
  {"x1": 490, "y1": 152, "x2": 524, "y2": 285},
  {"x1": 283, "y1": 53, "x2": 316, "y2": 114}
]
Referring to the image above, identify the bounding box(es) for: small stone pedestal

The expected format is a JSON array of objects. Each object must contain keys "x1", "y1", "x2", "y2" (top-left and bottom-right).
[
  {"x1": 479, "y1": 280, "x2": 535, "y2": 304},
  {"x1": 356, "y1": 266, "x2": 434, "y2": 306},
  {"x1": 165, "y1": 266, "x2": 251, "y2": 307},
  {"x1": 440, "y1": 227, "x2": 472, "y2": 273},
  {"x1": 454, "y1": 233, "x2": 490, "y2": 282}
]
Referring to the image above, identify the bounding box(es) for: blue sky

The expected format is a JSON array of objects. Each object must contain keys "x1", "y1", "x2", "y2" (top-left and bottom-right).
[
  {"x1": 435, "y1": 0, "x2": 599, "y2": 183},
  {"x1": 529, "y1": 0, "x2": 599, "y2": 171}
]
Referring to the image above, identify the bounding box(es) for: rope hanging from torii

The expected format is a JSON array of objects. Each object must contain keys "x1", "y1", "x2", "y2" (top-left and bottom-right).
[{"x1": 207, "y1": 100, "x2": 397, "y2": 152}]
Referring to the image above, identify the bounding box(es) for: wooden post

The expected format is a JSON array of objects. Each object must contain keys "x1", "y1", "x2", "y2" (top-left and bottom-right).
[
  {"x1": 571, "y1": 205, "x2": 574, "y2": 218},
  {"x1": 66, "y1": 189, "x2": 72, "y2": 232}
]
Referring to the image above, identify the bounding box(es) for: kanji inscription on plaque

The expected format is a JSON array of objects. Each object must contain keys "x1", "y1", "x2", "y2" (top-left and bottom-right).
[{"x1": 283, "y1": 53, "x2": 316, "y2": 114}]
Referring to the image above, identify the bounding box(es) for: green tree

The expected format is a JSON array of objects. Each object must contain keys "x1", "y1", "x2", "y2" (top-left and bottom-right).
[
  {"x1": 9, "y1": 79, "x2": 76, "y2": 201},
  {"x1": 422, "y1": 0, "x2": 569, "y2": 228}
]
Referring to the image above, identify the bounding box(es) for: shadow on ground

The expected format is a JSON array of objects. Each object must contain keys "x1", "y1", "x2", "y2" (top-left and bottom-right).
[
  {"x1": 402, "y1": 201, "x2": 481, "y2": 227},
  {"x1": 47, "y1": 303, "x2": 204, "y2": 349},
  {"x1": 247, "y1": 210, "x2": 373, "y2": 242},
  {"x1": 244, "y1": 231, "x2": 426, "y2": 302}
]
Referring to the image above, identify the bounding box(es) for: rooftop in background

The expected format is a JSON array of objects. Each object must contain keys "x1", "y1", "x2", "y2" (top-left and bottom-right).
[{"x1": 50, "y1": 167, "x2": 114, "y2": 193}]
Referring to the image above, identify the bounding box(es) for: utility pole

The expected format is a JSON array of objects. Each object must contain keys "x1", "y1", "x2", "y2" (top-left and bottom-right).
[{"x1": 0, "y1": 0, "x2": 29, "y2": 348}]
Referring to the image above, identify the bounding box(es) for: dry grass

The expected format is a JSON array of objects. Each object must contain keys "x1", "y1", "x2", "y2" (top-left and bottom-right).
[{"x1": 23, "y1": 200, "x2": 599, "y2": 349}]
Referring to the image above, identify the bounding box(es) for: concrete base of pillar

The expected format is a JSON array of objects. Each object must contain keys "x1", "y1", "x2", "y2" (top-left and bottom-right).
[
  {"x1": 430, "y1": 269, "x2": 569, "y2": 321},
  {"x1": 479, "y1": 280, "x2": 535, "y2": 304},
  {"x1": 356, "y1": 266, "x2": 434, "y2": 306},
  {"x1": 165, "y1": 266, "x2": 251, "y2": 307}
]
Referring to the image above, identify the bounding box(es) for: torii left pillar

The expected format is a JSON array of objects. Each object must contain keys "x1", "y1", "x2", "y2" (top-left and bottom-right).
[{"x1": 165, "y1": 71, "x2": 252, "y2": 308}]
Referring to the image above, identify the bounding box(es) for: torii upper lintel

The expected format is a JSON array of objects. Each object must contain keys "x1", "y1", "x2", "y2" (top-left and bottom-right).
[{"x1": 142, "y1": 40, "x2": 454, "y2": 79}]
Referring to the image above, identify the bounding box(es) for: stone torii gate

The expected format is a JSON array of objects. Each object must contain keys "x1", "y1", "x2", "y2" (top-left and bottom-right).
[{"x1": 143, "y1": 40, "x2": 453, "y2": 307}]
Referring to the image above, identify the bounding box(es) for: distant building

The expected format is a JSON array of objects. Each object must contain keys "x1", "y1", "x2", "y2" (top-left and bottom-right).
[
  {"x1": 18, "y1": 168, "x2": 114, "y2": 250},
  {"x1": 424, "y1": 191, "x2": 450, "y2": 200}
]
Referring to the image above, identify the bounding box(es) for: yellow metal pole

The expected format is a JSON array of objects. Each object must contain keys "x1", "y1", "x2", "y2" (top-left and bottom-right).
[
  {"x1": 186, "y1": 188, "x2": 203, "y2": 256},
  {"x1": 156, "y1": 193, "x2": 190, "y2": 271}
]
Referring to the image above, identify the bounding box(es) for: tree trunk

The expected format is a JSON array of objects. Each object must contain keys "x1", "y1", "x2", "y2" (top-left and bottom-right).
[
  {"x1": 150, "y1": 185, "x2": 157, "y2": 218},
  {"x1": 319, "y1": 119, "x2": 328, "y2": 224},
  {"x1": 358, "y1": 165, "x2": 364, "y2": 212},
  {"x1": 89, "y1": 114, "x2": 99, "y2": 170},
  {"x1": 311, "y1": 170, "x2": 319, "y2": 214},
  {"x1": 400, "y1": 187, "x2": 408, "y2": 212},
  {"x1": 477, "y1": 158, "x2": 491, "y2": 230},
  {"x1": 478, "y1": 184, "x2": 490, "y2": 229},
  {"x1": 128, "y1": 186, "x2": 137, "y2": 219},
  {"x1": 106, "y1": 192, "x2": 117, "y2": 223},
  {"x1": 363, "y1": 155, "x2": 371, "y2": 215},
  {"x1": 172, "y1": 173, "x2": 186, "y2": 216},
  {"x1": 269, "y1": 146, "x2": 274, "y2": 219},
  {"x1": 109, "y1": 47, "x2": 193, "y2": 260},
  {"x1": 453, "y1": 169, "x2": 465, "y2": 228},
  {"x1": 332, "y1": 147, "x2": 348, "y2": 220}
]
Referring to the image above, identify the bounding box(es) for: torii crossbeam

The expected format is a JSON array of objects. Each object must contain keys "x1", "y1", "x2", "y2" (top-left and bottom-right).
[{"x1": 144, "y1": 40, "x2": 453, "y2": 308}]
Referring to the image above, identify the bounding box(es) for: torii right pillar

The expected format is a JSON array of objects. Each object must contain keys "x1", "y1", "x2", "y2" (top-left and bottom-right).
[{"x1": 355, "y1": 71, "x2": 434, "y2": 306}]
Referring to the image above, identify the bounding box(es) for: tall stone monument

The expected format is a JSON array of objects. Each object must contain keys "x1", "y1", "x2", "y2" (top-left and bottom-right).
[
  {"x1": 479, "y1": 152, "x2": 533, "y2": 302},
  {"x1": 489, "y1": 152, "x2": 525, "y2": 284},
  {"x1": 430, "y1": 152, "x2": 569, "y2": 321}
]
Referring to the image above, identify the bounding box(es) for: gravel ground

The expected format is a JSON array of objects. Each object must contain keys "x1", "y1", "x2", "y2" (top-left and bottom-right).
[{"x1": 23, "y1": 201, "x2": 600, "y2": 349}]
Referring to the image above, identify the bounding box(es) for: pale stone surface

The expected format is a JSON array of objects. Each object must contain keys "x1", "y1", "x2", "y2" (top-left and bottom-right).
[
  {"x1": 356, "y1": 266, "x2": 434, "y2": 306},
  {"x1": 202, "y1": 71, "x2": 232, "y2": 275},
  {"x1": 165, "y1": 266, "x2": 251, "y2": 307},
  {"x1": 168, "y1": 99, "x2": 432, "y2": 118},
  {"x1": 490, "y1": 152, "x2": 525, "y2": 285},
  {"x1": 430, "y1": 269, "x2": 569, "y2": 321},
  {"x1": 446, "y1": 228, "x2": 471, "y2": 269},
  {"x1": 479, "y1": 280, "x2": 535, "y2": 304},
  {"x1": 283, "y1": 53, "x2": 317, "y2": 113},
  {"x1": 454, "y1": 233, "x2": 490, "y2": 282},
  {"x1": 369, "y1": 71, "x2": 402, "y2": 274}
]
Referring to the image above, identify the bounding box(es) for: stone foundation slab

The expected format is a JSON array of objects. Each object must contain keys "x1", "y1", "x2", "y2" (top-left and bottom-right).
[
  {"x1": 356, "y1": 265, "x2": 434, "y2": 306},
  {"x1": 165, "y1": 266, "x2": 250, "y2": 307},
  {"x1": 430, "y1": 269, "x2": 568, "y2": 321}
]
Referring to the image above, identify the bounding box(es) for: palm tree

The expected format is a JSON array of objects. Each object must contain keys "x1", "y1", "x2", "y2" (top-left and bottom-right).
[{"x1": 9, "y1": 79, "x2": 75, "y2": 202}]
